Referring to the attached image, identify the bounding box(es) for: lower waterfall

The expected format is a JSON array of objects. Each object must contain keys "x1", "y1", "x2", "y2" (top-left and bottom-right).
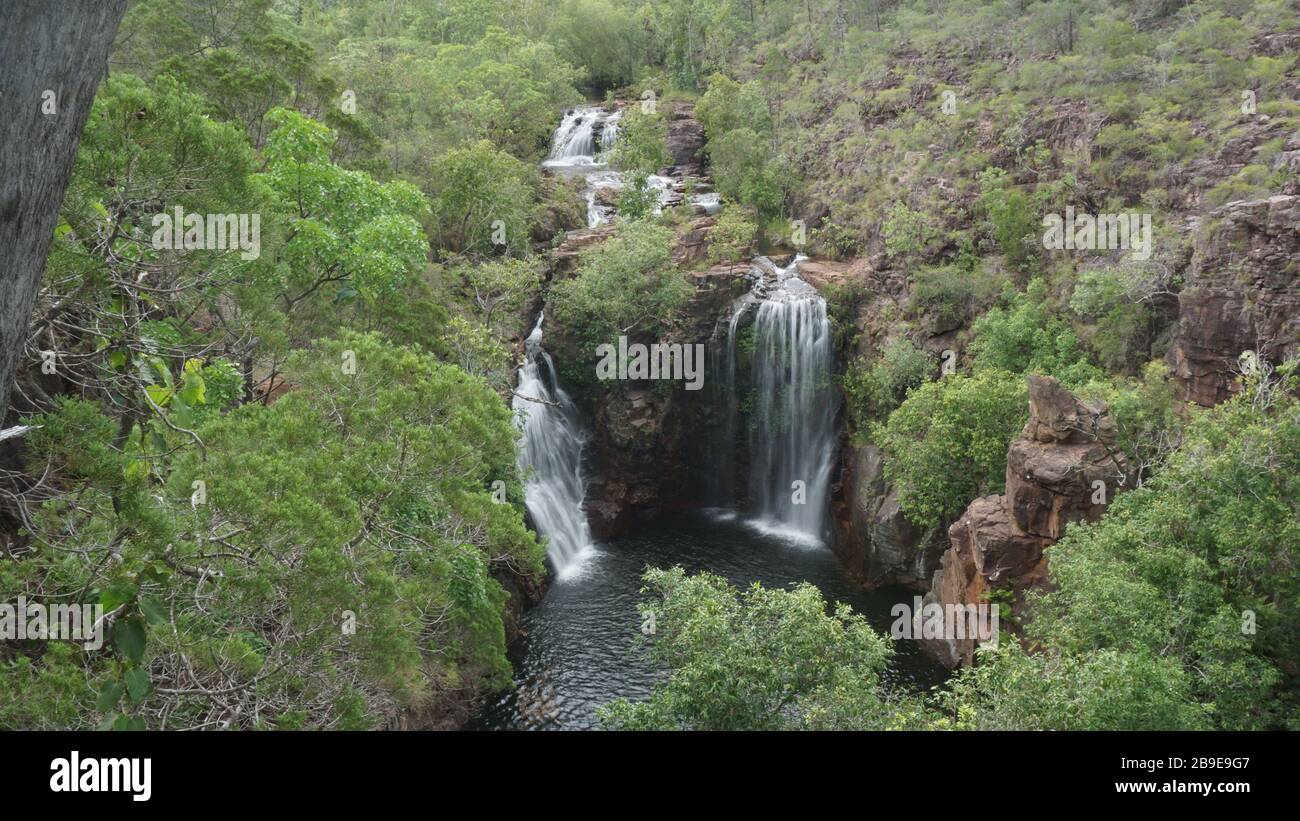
[
  {"x1": 514, "y1": 313, "x2": 593, "y2": 576},
  {"x1": 713, "y1": 257, "x2": 838, "y2": 543}
]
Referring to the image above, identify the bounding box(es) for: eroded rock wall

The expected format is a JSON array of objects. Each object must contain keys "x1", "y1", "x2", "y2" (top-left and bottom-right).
[
  {"x1": 921, "y1": 375, "x2": 1130, "y2": 667},
  {"x1": 1168, "y1": 193, "x2": 1300, "y2": 407}
]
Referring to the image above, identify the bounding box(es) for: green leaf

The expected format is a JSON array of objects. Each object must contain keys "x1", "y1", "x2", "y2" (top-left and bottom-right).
[
  {"x1": 145, "y1": 383, "x2": 173, "y2": 408},
  {"x1": 125, "y1": 668, "x2": 152, "y2": 704},
  {"x1": 114, "y1": 616, "x2": 146, "y2": 664},
  {"x1": 179, "y1": 369, "x2": 206, "y2": 406},
  {"x1": 124, "y1": 459, "x2": 151, "y2": 482},
  {"x1": 139, "y1": 596, "x2": 167, "y2": 626},
  {"x1": 99, "y1": 581, "x2": 137, "y2": 613},
  {"x1": 97, "y1": 681, "x2": 124, "y2": 712}
]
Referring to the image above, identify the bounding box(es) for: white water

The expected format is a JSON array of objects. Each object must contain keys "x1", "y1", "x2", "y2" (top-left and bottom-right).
[
  {"x1": 543, "y1": 107, "x2": 621, "y2": 169},
  {"x1": 542, "y1": 105, "x2": 675, "y2": 227},
  {"x1": 514, "y1": 314, "x2": 594, "y2": 577},
  {"x1": 713, "y1": 257, "x2": 838, "y2": 544}
]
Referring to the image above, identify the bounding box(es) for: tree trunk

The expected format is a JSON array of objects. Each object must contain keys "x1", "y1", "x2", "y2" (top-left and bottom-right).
[{"x1": 0, "y1": 0, "x2": 129, "y2": 421}]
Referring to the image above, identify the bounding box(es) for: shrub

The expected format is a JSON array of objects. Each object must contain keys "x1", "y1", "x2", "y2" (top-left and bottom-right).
[{"x1": 873, "y1": 369, "x2": 1029, "y2": 530}]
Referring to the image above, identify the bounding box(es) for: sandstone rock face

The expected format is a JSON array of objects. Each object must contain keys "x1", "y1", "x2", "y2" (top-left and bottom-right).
[
  {"x1": 1168, "y1": 194, "x2": 1300, "y2": 407},
  {"x1": 922, "y1": 375, "x2": 1130, "y2": 668},
  {"x1": 561, "y1": 260, "x2": 751, "y2": 541},
  {"x1": 830, "y1": 259, "x2": 960, "y2": 591},
  {"x1": 794, "y1": 258, "x2": 851, "y2": 291},
  {"x1": 592, "y1": 186, "x2": 619, "y2": 207},
  {"x1": 672, "y1": 216, "x2": 716, "y2": 267},
  {"x1": 832, "y1": 444, "x2": 943, "y2": 589},
  {"x1": 664, "y1": 101, "x2": 705, "y2": 173},
  {"x1": 586, "y1": 388, "x2": 677, "y2": 539},
  {"x1": 550, "y1": 225, "x2": 618, "y2": 276}
]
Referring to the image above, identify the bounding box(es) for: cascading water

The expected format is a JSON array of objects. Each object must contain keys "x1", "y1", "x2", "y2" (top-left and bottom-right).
[
  {"x1": 514, "y1": 313, "x2": 594, "y2": 576},
  {"x1": 542, "y1": 105, "x2": 678, "y2": 227},
  {"x1": 712, "y1": 257, "x2": 838, "y2": 544},
  {"x1": 544, "y1": 106, "x2": 621, "y2": 168}
]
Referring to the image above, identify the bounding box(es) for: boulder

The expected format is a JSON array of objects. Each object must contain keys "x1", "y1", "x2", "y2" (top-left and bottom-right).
[
  {"x1": 592, "y1": 186, "x2": 619, "y2": 207},
  {"x1": 664, "y1": 102, "x2": 705, "y2": 170},
  {"x1": 550, "y1": 225, "x2": 617, "y2": 276},
  {"x1": 795, "y1": 258, "x2": 851, "y2": 291},
  {"x1": 672, "y1": 216, "x2": 716, "y2": 267},
  {"x1": 833, "y1": 444, "x2": 943, "y2": 589}
]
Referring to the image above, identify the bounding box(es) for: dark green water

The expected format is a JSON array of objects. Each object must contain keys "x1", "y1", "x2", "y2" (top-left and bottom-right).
[{"x1": 470, "y1": 511, "x2": 947, "y2": 730}]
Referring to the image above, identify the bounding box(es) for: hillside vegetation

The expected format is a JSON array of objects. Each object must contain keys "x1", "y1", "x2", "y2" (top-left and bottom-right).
[{"x1": 1, "y1": 0, "x2": 1297, "y2": 731}]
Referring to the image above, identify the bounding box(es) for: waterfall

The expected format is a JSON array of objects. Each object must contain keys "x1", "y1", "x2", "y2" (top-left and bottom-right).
[
  {"x1": 544, "y1": 107, "x2": 621, "y2": 168},
  {"x1": 714, "y1": 257, "x2": 838, "y2": 544},
  {"x1": 707, "y1": 300, "x2": 747, "y2": 508},
  {"x1": 514, "y1": 313, "x2": 593, "y2": 576},
  {"x1": 542, "y1": 106, "x2": 675, "y2": 227}
]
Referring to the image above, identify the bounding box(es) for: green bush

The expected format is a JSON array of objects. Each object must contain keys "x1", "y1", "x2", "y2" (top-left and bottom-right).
[
  {"x1": 598, "y1": 567, "x2": 927, "y2": 730},
  {"x1": 548, "y1": 221, "x2": 690, "y2": 366},
  {"x1": 843, "y1": 337, "x2": 933, "y2": 429},
  {"x1": 946, "y1": 380, "x2": 1300, "y2": 730},
  {"x1": 971, "y1": 279, "x2": 1104, "y2": 387},
  {"x1": 873, "y1": 369, "x2": 1029, "y2": 530},
  {"x1": 707, "y1": 205, "x2": 759, "y2": 264}
]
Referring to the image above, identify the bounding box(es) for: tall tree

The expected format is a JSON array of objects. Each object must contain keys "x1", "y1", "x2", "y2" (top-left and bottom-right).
[{"x1": 0, "y1": 0, "x2": 129, "y2": 420}]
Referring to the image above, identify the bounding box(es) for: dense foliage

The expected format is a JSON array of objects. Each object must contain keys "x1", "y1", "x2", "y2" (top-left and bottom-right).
[{"x1": 4, "y1": 0, "x2": 1298, "y2": 733}]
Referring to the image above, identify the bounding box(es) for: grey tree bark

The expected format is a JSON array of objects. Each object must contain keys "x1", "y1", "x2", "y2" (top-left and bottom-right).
[{"x1": 0, "y1": 0, "x2": 130, "y2": 420}]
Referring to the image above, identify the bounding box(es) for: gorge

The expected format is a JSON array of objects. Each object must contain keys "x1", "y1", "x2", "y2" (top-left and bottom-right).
[{"x1": 485, "y1": 107, "x2": 934, "y2": 729}]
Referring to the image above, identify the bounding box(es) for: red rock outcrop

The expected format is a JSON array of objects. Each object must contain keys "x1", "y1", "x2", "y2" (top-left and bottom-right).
[
  {"x1": 663, "y1": 101, "x2": 705, "y2": 173},
  {"x1": 1167, "y1": 194, "x2": 1300, "y2": 407},
  {"x1": 550, "y1": 224, "x2": 618, "y2": 276},
  {"x1": 672, "y1": 215, "x2": 716, "y2": 267},
  {"x1": 922, "y1": 375, "x2": 1130, "y2": 667}
]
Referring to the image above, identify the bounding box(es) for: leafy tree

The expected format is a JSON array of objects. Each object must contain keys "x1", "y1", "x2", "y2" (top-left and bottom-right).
[
  {"x1": 978, "y1": 168, "x2": 1039, "y2": 273},
  {"x1": 945, "y1": 374, "x2": 1300, "y2": 730},
  {"x1": 4, "y1": 333, "x2": 543, "y2": 729},
  {"x1": 696, "y1": 73, "x2": 771, "y2": 140},
  {"x1": 971, "y1": 279, "x2": 1104, "y2": 387},
  {"x1": 882, "y1": 201, "x2": 937, "y2": 262},
  {"x1": 616, "y1": 173, "x2": 664, "y2": 221},
  {"x1": 260, "y1": 107, "x2": 430, "y2": 335},
  {"x1": 548, "y1": 221, "x2": 689, "y2": 348},
  {"x1": 548, "y1": 0, "x2": 646, "y2": 91},
  {"x1": 428, "y1": 139, "x2": 536, "y2": 256},
  {"x1": 707, "y1": 205, "x2": 759, "y2": 263},
  {"x1": 1069, "y1": 268, "x2": 1154, "y2": 373},
  {"x1": 612, "y1": 107, "x2": 670, "y2": 175},
  {"x1": 873, "y1": 369, "x2": 1029, "y2": 529},
  {"x1": 598, "y1": 567, "x2": 929, "y2": 730},
  {"x1": 708, "y1": 127, "x2": 785, "y2": 218},
  {"x1": 455, "y1": 256, "x2": 541, "y2": 330},
  {"x1": 843, "y1": 337, "x2": 933, "y2": 427}
]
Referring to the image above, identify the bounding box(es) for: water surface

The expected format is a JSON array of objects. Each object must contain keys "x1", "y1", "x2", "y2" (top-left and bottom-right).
[{"x1": 471, "y1": 512, "x2": 947, "y2": 730}]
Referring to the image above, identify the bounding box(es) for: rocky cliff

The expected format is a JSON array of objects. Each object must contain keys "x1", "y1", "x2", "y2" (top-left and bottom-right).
[
  {"x1": 922, "y1": 375, "x2": 1130, "y2": 667},
  {"x1": 1168, "y1": 193, "x2": 1300, "y2": 407}
]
